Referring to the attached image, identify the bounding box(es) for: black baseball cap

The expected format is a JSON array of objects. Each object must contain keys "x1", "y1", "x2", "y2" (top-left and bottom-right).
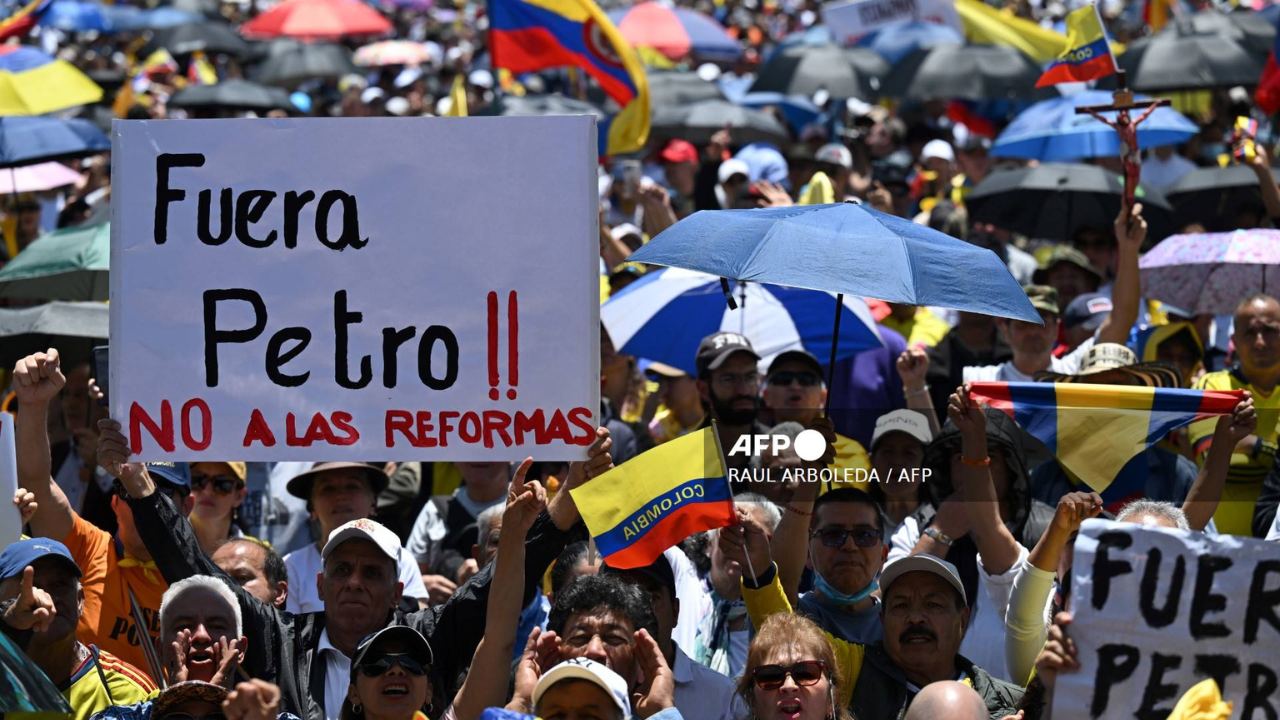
[
  {"x1": 350, "y1": 626, "x2": 434, "y2": 677},
  {"x1": 767, "y1": 350, "x2": 824, "y2": 380},
  {"x1": 695, "y1": 331, "x2": 760, "y2": 378}
]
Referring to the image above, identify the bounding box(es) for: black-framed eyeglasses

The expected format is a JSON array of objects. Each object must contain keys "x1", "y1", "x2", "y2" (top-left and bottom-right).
[
  {"x1": 191, "y1": 474, "x2": 242, "y2": 495},
  {"x1": 357, "y1": 653, "x2": 429, "y2": 677},
  {"x1": 751, "y1": 660, "x2": 827, "y2": 690},
  {"x1": 769, "y1": 371, "x2": 821, "y2": 388},
  {"x1": 810, "y1": 527, "x2": 882, "y2": 549}
]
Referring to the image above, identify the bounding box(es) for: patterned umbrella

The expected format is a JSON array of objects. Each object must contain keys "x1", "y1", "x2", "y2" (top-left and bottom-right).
[
  {"x1": 1139, "y1": 229, "x2": 1280, "y2": 315},
  {"x1": 607, "y1": 2, "x2": 741, "y2": 62},
  {"x1": 354, "y1": 40, "x2": 432, "y2": 66},
  {"x1": 0, "y1": 45, "x2": 102, "y2": 115}
]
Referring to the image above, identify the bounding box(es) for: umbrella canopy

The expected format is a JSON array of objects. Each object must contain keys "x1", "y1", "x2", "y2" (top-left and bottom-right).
[
  {"x1": 1115, "y1": 26, "x2": 1261, "y2": 92},
  {"x1": 241, "y1": 0, "x2": 393, "y2": 39},
  {"x1": 169, "y1": 79, "x2": 296, "y2": 112},
  {"x1": 354, "y1": 40, "x2": 432, "y2": 67},
  {"x1": 739, "y1": 92, "x2": 820, "y2": 131},
  {"x1": 602, "y1": 267, "x2": 884, "y2": 377},
  {"x1": 0, "y1": 222, "x2": 109, "y2": 301},
  {"x1": 966, "y1": 163, "x2": 1174, "y2": 242},
  {"x1": 44, "y1": 0, "x2": 114, "y2": 32},
  {"x1": 1185, "y1": 10, "x2": 1275, "y2": 58},
  {"x1": 0, "y1": 162, "x2": 83, "y2": 194},
  {"x1": 251, "y1": 42, "x2": 358, "y2": 86},
  {"x1": 0, "y1": 117, "x2": 109, "y2": 169},
  {"x1": 992, "y1": 90, "x2": 1198, "y2": 161},
  {"x1": 113, "y1": 7, "x2": 204, "y2": 30},
  {"x1": 882, "y1": 44, "x2": 1048, "y2": 101},
  {"x1": 628, "y1": 203, "x2": 1040, "y2": 322},
  {"x1": 748, "y1": 44, "x2": 888, "y2": 99},
  {"x1": 854, "y1": 21, "x2": 964, "y2": 64},
  {"x1": 607, "y1": 2, "x2": 741, "y2": 62},
  {"x1": 1139, "y1": 230, "x2": 1280, "y2": 314},
  {"x1": 1164, "y1": 164, "x2": 1280, "y2": 232},
  {"x1": 481, "y1": 94, "x2": 606, "y2": 118},
  {"x1": 1, "y1": 631, "x2": 73, "y2": 717},
  {"x1": 144, "y1": 22, "x2": 252, "y2": 57},
  {"x1": 0, "y1": 301, "x2": 108, "y2": 369},
  {"x1": 651, "y1": 100, "x2": 790, "y2": 146},
  {"x1": 648, "y1": 71, "x2": 725, "y2": 107},
  {"x1": 0, "y1": 45, "x2": 102, "y2": 116}
]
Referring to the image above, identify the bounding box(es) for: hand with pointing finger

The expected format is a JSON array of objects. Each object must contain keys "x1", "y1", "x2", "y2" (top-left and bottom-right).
[{"x1": 2, "y1": 566, "x2": 56, "y2": 632}]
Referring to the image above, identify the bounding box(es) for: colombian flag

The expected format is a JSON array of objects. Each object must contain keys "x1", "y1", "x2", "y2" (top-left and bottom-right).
[
  {"x1": 0, "y1": 0, "x2": 50, "y2": 41},
  {"x1": 569, "y1": 427, "x2": 733, "y2": 569},
  {"x1": 969, "y1": 382, "x2": 1241, "y2": 494},
  {"x1": 1036, "y1": 5, "x2": 1116, "y2": 87},
  {"x1": 1257, "y1": 11, "x2": 1280, "y2": 114},
  {"x1": 487, "y1": 0, "x2": 649, "y2": 156}
]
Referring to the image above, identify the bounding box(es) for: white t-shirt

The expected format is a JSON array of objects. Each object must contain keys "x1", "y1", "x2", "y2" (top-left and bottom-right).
[
  {"x1": 963, "y1": 337, "x2": 1095, "y2": 383},
  {"x1": 317, "y1": 629, "x2": 351, "y2": 720},
  {"x1": 284, "y1": 541, "x2": 430, "y2": 614},
  {"x1": 666, "y1": 547, "x2": 712, "y2": 654}
]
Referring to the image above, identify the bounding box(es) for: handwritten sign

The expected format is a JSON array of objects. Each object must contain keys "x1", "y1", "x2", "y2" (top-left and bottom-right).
[
  {"x1": 1054, "y1": 520, "x2": 1280, "y2": 720},
  {"x1": 822, "y1": 0, "x2": 962, "y2": 45},
  {"x1": 110, "y1": 117, "x2": 600, "y2": 461}
]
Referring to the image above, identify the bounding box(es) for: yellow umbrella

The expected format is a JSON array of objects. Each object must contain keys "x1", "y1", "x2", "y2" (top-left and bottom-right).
[{"x1": 0, "y1": 46, "x2": 103, "y2": 116}]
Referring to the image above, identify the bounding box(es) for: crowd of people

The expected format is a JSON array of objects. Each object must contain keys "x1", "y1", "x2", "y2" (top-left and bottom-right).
[{"x1": 6, "y1": 0, "x2": 1280, "y2": 716}]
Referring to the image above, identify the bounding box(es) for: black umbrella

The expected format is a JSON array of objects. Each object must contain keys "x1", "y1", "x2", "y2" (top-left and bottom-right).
[
  {"x1": 143, "y1": 22, "x2": 252, "y2": 57},
  {"x1": 651, "y1": 99, "x2": 790, "y2": 146},
  {"x1": 882, "y1": 43, "x2": 1050, "y2": 101},
  {"x1": 1114, "y1": 25, "x2": 1261, "y2": 92},
  {"x1": 1164, "y1": 164, "x2": 1280, "y2": 232},
  {"x1": 648, "y1": 70, "x2": 725, "y2": 107},
  {"x1": 251, "y1": 42, "x2": 357, "y2": 86},
  {"x1": 748, "y1": 44, "x2": 888, "y2": 99},
  {"x1": 169, "y1": 79, "x2": 296, "y2": 112},
  {"x1": 0, "y1": 301, "x2": 107, "y2": 369},
  {"x1": 481, "y1": 94, "x2": 606, "y2": 118},
  {"x1": 966, "y1": 163, "x2": 1174, "y2": 242},
  {"x1": 171, "y1": 0, "x2": 222, "y2": 17},
  {"x1": 1215, "y1": 9, "x2": 1277, "y2": 58}
]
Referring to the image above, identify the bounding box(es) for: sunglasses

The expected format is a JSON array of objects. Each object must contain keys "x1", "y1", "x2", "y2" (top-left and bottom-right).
[
  {"x1": 769, "y1": 371, "x2": 820, "y2": 388},
  {"x1": 357, "y1": 653, "x2": 429, "y2": 677},
  {"x1": 811, "y1": 527, "x2": 882, "y2": 549},
  {"x1": 191, "y1": 474, "x2": 242, "y2": 495},
  {"x1": 751, "y1": 660, "x2": 827, "y2": 691}
]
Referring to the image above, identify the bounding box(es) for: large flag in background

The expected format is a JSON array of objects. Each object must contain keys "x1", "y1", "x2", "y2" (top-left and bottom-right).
[
  {"x1": 1257, "y1": 12, "x2": 1280, "y2": 114},
  {"x1": 488, "y1": 0, "x2": 649, "y2": 156},
  {"x1": 1036, "y1": 5, "x2": 1116, "y2": 87},
  {"x1": 570, "y1": 427, "x2": 734, "y2": 569},
  {"x1": 969, "y1": 382, "x2": 1241, "y2": 494},
  {"x1": 0, "y1": 0, "x2": 50, "y2": 42},
  {"x1": 954, "y1": 0, "x2": 1067, "y2": 64}
]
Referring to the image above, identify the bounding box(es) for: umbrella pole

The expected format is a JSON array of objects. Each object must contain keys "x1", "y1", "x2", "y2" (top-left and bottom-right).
[{"x1": 824, "y1": 293, "x2": 842, "y2": 417}]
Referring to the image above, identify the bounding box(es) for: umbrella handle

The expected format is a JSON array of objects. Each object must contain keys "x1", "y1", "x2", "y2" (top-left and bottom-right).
[
  {"x1": 720, "y1": 277, "x2": 738, "y2": 310},
  {"x1": 824, "y1": 293, "x2": 842, "y2": 418}
]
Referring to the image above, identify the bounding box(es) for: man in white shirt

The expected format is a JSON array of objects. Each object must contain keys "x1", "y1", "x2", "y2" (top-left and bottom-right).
[{"x1": 282, "y1": 462, "x2": 429, "y2": 613}]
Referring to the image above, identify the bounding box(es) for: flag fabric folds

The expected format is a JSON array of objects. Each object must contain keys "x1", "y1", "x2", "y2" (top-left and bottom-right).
[
  {"x1": 488, "y1": 0, "x2": 650, "y2": 156},
  {"x1": 1257, "y1": 11, "x2": 1280, "y2": 114},
  {"x1": 954, "y1": 0, "x2": 1067, "y2": 64},
  {"x1": 969, "y1": 382, "x2": 1242, "y2": 494},
  {"x1": 0, "y1": 0, "x2": 51, "y2": 41},
  {"x1": 569, "y1": 427, "x2": 734, "y2": 569},
  {"x1": 1037, "y1": 5, "x2": 1116, "y2": 87}
]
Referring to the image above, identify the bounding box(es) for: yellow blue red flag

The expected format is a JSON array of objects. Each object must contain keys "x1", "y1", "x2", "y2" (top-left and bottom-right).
[
  {"x1": 569, "y1": 427, "x2": 733, "y2": 569},
  {"x1": 969, "y1": 382, "x2": 1241, "y2": 498},
  {"x1": 0, "y1": 0, "x2": 51, "y2": 41},
  {"x1": 1036, "y1": 5, "x2": 1116, "y2": 87},
  {"x1": 487, "y1": 0, "x2": 649, "y2": 156}
]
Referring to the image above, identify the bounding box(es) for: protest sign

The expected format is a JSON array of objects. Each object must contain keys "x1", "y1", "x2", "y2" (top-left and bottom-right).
[
  {"x1": 822, "y1": 0, "x2": 962, "y2": 45},
  {"x1": 0, "y1": 413, "x2": 18, "y2": 548},
  {"x1": 1054, "y1": 519, "x2": 1280, "y2": 720},
  {"x1": 110, "y1": 117, "x2": 600, "y2": 461}
]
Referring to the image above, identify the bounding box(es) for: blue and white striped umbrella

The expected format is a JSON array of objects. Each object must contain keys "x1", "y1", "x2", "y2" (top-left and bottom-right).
[{"x1": 602, "y1": 267, "x2": 884, "y2": 377}]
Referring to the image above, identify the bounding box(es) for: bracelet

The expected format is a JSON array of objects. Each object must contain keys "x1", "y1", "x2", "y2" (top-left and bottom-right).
[
  {"x1": 960, "y1": 455, "x2": 991, "y2": 467},
  {"x1": 904, "y1": 385, "x2": 930, "y2": 397},
  {"x1": 785, "y1": 504, "x2": 813, "y2": 517},
  {"x1": 923, "y1": 527, "x2": 953, "y2": 547}
]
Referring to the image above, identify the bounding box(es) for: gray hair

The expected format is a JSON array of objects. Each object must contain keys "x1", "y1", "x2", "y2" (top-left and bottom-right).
[
  {"x1": 476, "y1": 504, "x2": 504, "y2": 549},
  {"x1": 735, "y1": 493, "x2": 782, "y2": 531},
  {"x1": 159, "y1": 575, "x2": 243, "y2": 640},
  {"x1": 1115, "y1": 499, "x2": 1190, "y2": 531},
  {"x1": 751, "y1": 422, "x2": 805, "y2": 469}
]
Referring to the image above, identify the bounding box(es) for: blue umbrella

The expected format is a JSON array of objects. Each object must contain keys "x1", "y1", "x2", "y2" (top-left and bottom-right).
[
  {"x1": 855, "y1": 21, "x2": 963, "y2": 64},
  {"x1": 43, "y1": 0, "x2": 114, "y2": 32},
  {"x1": 602, "y1": 267, "x2": 884, "y2": 377},
  {"x1": 113, "y1": 7, "x2": 204, "y2": 30},
  {"x1": 0, "y1": 117, "x2": 109, "y2": 169},
  {"x1": 739, "y1": 91, "x2": 820, "y2": 131},
  {"x1": 992, "y1": 90, "x2": 1198, "y2": 161}
]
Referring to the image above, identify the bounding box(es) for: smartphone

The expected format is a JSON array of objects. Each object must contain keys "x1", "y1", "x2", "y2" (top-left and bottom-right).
[
  {"x1": 1234, "y1": 116, "x2": 1258, "y2": 164},
  {"x1": 91, "y1": 345, "x2": 109, "y2": 407},
  {"x1": 621, "y1": 160, "x2": 642, "y2": 198}
]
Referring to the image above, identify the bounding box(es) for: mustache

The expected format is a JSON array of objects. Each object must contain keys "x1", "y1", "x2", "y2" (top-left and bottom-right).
[{"x1": 899, "y1": 627, "x2": 937, "y2": 643}]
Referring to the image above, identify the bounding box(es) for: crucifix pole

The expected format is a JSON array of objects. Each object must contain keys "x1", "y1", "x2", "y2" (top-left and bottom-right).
[{"x1": 1075, "y1": 69, "x2": 1170, "y2": 210}]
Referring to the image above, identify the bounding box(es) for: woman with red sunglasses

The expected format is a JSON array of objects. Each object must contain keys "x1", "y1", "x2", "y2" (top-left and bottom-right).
[{"x1": 734, "y1": 613, "x2": 855, "y2": 720}]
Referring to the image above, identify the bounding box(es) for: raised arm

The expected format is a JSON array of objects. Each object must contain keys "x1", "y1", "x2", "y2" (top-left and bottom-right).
[
  {"x1": 1183, "y1": 395, "x2": 1256, "y2": 531},
  {"x1": 769, "y1": 417, "x2": 835, "y2": 606},
  {"x1": 1096, "y1": 203, "x2": 1145, "y2": 346},
  {"x1": 450, "y1": 459, "x2": 544, "y2": 720},
  {"x1": 1240, "y1": 140, "x2": 1280, "y2": 221},
  {"x1": 899, "y1": 348, "x2": 942, "y2": 437},
  {"x1": 949, "y1": 385, "x2": 1021, "y2": 575},
  {"x1": 12, "y1": 351, "x2": 75, "y2": 542}
]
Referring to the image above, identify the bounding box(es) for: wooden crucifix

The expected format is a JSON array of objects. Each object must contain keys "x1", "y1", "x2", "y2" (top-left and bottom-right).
[{"x1": 1075, "y1": 69, "x2": 1169, "y2": 209}]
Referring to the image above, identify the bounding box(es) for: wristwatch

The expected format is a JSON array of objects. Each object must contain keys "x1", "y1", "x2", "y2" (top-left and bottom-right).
[{"x1": 923, "y1": 527, "x2": 953, "y2": 547}]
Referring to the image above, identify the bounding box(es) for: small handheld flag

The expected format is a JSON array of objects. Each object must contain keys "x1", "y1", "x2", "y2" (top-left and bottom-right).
[
  {"x1": 1036, "y1": 5, "x2": 1116, "y2": 88},
  {"x1": 968, "y1": 382, "x2": 1241, "y2": 494},
  {"x1": 569, "y1": 427, "x2": 734, "y2": 569}
]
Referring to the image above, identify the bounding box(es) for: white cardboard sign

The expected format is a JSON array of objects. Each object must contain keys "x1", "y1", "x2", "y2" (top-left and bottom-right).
[
  {"x1": 1054, "y1": 520, "x2": 1280, "y2": 720},
  {"x1": 822, "y1": 0, "x2": 962, "y2": 45},
  {"x1": 0, "y1": 413, "x2": 19, "y2": 548},
  {"x1": 110, "y1": 117, "x2": 600, "y2": 461}
]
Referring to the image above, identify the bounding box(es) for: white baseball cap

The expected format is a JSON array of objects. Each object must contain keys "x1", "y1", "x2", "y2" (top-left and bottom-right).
[
  {"x1": 870, "y1": 409, "x2": 933, "y2": 451},
  {"x1": 880, "y1": 554, "x2": 967, "y2": 607},
  {"x1": 718, "y1": 158, "x2": 751, "y2": 184},
  {"x1": 533, "y1": 659, "x2": 632, "y2": 720},
  {"x1": 814, "y1": 142, "x2": 853, "y2": 170},
  {"x1": 321, "y1": 518, "x2": 401, "y2": 563},
  {"x1": 920, "y1": 139, "x2": 956, "y2": 164},
  {"x1": 611, "y1": 223, "x2": 643, "y2": 242}
]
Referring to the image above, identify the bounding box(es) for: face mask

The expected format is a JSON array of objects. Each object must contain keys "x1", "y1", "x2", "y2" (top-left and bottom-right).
[{"x1": 813, "y1": 570, "x2": 880, "y2": 606}]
